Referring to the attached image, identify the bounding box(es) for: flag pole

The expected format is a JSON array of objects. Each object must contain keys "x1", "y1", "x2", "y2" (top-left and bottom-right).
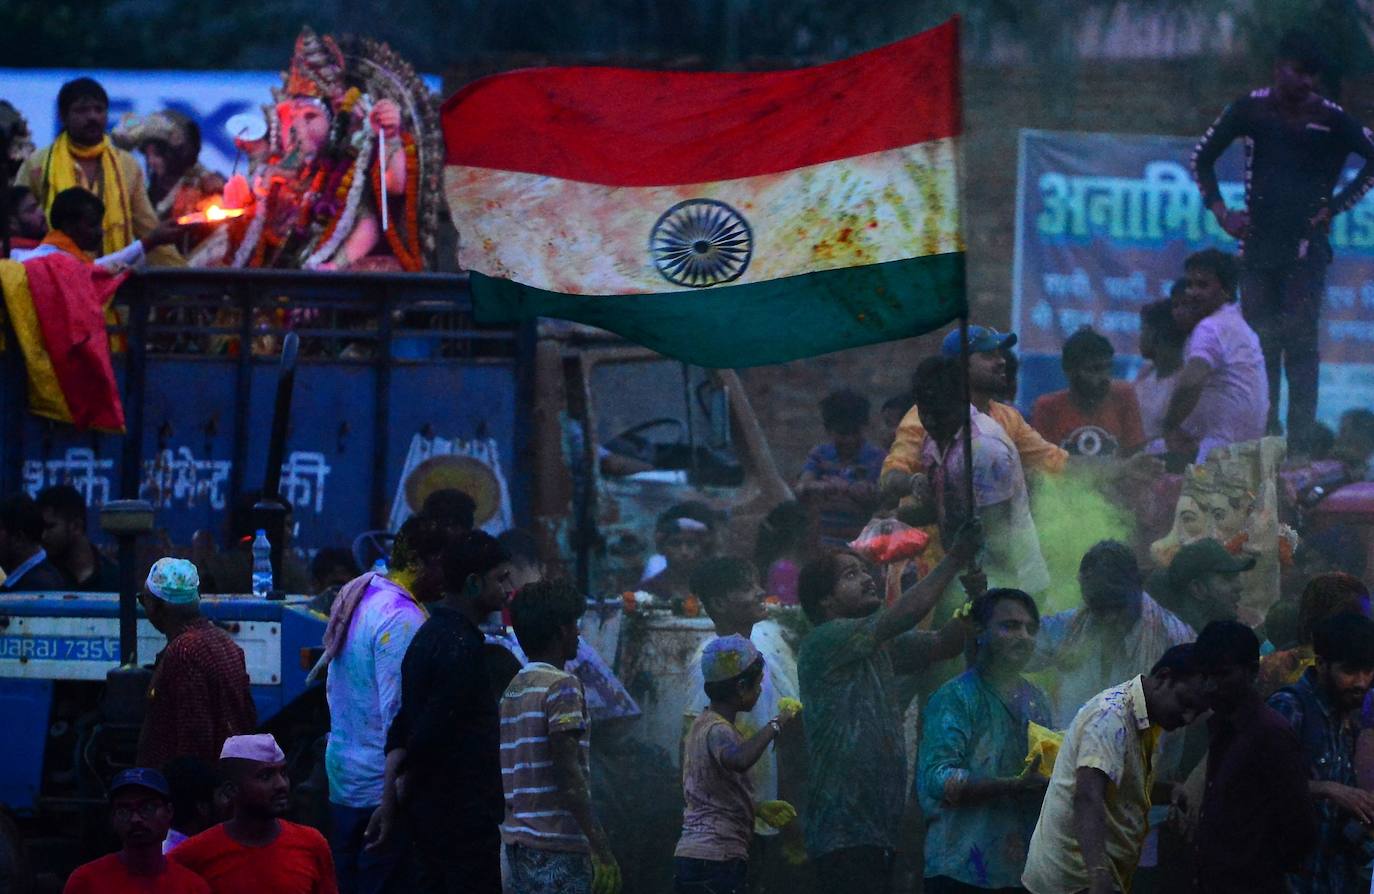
[{"x1": 957, "y1": 315, "x2": 977, "y2": 538}]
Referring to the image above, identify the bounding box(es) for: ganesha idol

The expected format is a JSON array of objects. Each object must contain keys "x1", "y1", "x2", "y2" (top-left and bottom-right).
[
  {"x1": 1150, "y1": 437, "x2": 1297, "y2": 623},
  {"x1": 190, "y1": 27, "x2": 442, "y2": 271}
]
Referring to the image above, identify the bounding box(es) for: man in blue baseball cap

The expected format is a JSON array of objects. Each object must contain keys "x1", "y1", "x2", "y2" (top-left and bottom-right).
[
  {"x1": 64, "y1": 768, "x2": 211, "y2": 892},
  {"x1": 940, "y1": 324, "x2": 1018, "y2": 359},
  {"x1": 882, "y1": 325, "x2": 1068, "y2": 496}
]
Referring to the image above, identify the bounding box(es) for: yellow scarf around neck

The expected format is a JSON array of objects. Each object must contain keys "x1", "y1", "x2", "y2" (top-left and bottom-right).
[{"x1": 43, "y1": 133, "x2": 133, "y2": 257}]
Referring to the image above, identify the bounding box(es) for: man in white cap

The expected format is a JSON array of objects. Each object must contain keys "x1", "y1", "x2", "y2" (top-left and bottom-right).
[
  {"x1": 136, "y1": 557, "x2": 256, "y2": 770},
  {"x1": 172, "y1": 734, "x2": 337, "y2": 893}
]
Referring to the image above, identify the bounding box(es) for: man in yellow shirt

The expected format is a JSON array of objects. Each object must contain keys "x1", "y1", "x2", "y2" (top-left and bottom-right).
[
  {"x1": 882, "y1": 326, "x2": 1067, "y2": 487},
  {"x1": 1021, "y1": 645, "x2": 1210, "y2": 894},
  {"x1": 15, "y1": 78, "x2": 183, "y2": 267}
]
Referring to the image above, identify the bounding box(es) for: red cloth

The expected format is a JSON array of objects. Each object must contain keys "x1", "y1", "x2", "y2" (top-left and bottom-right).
[
  {"x1": 21, "y1": 250, "x2": 126, "y2": 431},
  {"x1": 443, "y1": 19, "x2": 960, "y2": 185},
  {"x1": 171, "y1": 822, "x2": 337, "y2": 894},
  {"x1": 136, "y1": 619, "x2": 257, "y2": 770},
  {"x1": 63, "y1": 853, "x2": 209, "y2": 893},
  {"x1": 1030, "y1": 381, "x2": 1146, "y2": 454}
]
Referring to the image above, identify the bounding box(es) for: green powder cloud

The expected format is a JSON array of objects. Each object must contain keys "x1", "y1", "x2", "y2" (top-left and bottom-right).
[{"x1": 1030, "y1": 469, "x2": 1136, "y2": 615}]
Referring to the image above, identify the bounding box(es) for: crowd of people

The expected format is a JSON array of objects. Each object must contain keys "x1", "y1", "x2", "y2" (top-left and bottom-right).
[
  {"x1": 38, "y1": 468, "x2": 1374, "y2": 894},
  {"x1": 5, "y1": 24, "x2": 1374, "y2": 894},
  {"x1": 27, "y1": 265, "x2": 1374, "y2": 894}
]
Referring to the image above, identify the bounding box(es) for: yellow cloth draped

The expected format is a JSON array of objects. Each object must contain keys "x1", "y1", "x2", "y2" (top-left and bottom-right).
[
  {"x1": 0, "y1": 260, "x2": 74, "y2": 424},
  {"x1": 41, "y1": 134, "x2": 134, "y2": 257}
]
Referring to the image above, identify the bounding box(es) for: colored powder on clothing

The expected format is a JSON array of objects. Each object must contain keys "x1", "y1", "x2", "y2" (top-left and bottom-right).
[
  {"x1": 1031, "y1": 471, "x2": 1135, "y2": 614},
  {"x1": 968, "y1": 843, "x2": 990, "y2": 887}
]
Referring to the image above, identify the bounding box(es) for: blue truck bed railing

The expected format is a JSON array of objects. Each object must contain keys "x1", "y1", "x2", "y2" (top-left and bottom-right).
[{"x1": 0, "y1": 268, "x2": 535, "y2": 552}]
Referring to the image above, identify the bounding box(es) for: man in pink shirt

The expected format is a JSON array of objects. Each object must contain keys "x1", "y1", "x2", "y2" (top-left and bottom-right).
[{"x1": 1163, "y1": 250, "x2": 1269, "y2": 462}]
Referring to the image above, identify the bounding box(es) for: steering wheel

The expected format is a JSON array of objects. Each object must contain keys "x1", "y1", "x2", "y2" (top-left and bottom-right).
[
  {"x1": 608, "y1": 418, "x2": 687, "y2": 447},
  {"x1": 603, "y1": 418, "x2": 688, "y2": 465}
]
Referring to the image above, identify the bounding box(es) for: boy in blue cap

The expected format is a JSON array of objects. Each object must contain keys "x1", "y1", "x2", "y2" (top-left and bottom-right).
[
  {"x1": 64, "y1": 768, "x2": 210, "y2": 893},
  {"x1": 674, "y1": 635, "x2": 802, "y2": 894}
]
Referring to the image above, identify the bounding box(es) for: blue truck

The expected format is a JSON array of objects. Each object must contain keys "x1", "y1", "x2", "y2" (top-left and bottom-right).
[
  {"x1": 0, "y1": 268, "x2": 531, "y2": 881},
  {"x1": 0, "y1": 267, "x2": 788, "y2": 885}
]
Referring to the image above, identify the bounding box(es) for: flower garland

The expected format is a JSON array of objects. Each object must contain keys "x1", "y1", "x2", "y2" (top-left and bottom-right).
[
  {"x1": 372, "y1": 131, "x2": 424, "y2": 271},
  {"x1": 312, "y1": 165, "x2": 358, "y2": 254},
  {"x1": 231, "y1": 193, "x2": 268, "y2": 268},
  {"x1": 304, "y1": 132, "x2": 373, "y2": 269}
]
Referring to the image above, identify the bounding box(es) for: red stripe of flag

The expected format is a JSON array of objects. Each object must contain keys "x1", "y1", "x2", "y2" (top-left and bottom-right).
[{"x1": 443, "y1": 17, "x2": 961, "y2": 187}]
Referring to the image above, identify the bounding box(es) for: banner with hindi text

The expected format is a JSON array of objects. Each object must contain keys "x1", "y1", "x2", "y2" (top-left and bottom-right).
[{"x1": 1012, "y1": 128, "x2": 1374, "y2": 427}]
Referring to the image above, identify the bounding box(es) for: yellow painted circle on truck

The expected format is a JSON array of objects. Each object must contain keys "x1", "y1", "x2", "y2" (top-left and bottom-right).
[{"x1": 404, "y1": 454, "x2": 502, "y2": 527}]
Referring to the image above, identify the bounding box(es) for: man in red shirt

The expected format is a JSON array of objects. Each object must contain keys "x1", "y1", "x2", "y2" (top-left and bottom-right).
[
  {"x1": 1032, "y1": 326, "x2": 1145, "y2": 457},
  {"x1": 173, "y1": 734, "x2": 337, "y2": 894},
  {"x1": 64, "y1": 768, "x2": 210, "y2": 893},
  {"x1": 135, "y1": 558, "x2": 257, "y2": 770}
]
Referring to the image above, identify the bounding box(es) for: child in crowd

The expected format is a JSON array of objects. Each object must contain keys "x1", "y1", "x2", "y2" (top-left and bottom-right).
[
  {"x1": 684, "y1": 557, "x2": 804, "y2": 879},
  {"x1": 674, "y1": 635, "x2": 801, "y2": 894},
  {"x1": 880, "y1": 392, "x2": 912, "y2": 452},
  {"x1": 753, "y1": 502, "x2": 811, "y2": 606},
  {"x1": 795, "y1": 389, "x2": 886, "y2": 547},
  {"x1": 642, "y1": 504, "x2": 718, "y2": 603},
  {"x1": 501, "y1": 579, "x2": 620, "y2": 894}
]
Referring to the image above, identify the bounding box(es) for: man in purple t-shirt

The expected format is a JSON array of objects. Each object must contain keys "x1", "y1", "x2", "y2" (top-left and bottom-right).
[{"x1": 1162, "y1": 250, "x2": 1269, "y2": 462}]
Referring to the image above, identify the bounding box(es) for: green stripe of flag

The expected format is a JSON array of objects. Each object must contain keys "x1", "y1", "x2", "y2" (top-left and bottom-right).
[{"x1": 470, "y1": 252, "x2": 966, "y2": 368}]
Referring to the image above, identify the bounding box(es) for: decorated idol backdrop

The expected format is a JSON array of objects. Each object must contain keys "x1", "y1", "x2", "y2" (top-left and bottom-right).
[{"x1": 1013, "y1": 128, "x2": 1374, "y2": 426}]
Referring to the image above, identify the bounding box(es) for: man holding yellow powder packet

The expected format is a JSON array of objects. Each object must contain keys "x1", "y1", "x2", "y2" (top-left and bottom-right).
[{"x1": 918, "y1": 588, "x2": 1053, "y2": 893}]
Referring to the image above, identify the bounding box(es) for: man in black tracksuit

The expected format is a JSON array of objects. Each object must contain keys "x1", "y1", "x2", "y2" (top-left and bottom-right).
[{"x1": 1191, "y1": 31, "x2": 1374, "y2": 446}]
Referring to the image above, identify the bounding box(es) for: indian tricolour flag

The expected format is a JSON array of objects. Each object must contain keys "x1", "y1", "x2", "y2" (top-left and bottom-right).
[{"x1": 442, "y1": 18, "x2": 965, "y2": 368}]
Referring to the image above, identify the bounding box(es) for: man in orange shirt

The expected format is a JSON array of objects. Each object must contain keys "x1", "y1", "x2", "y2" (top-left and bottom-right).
[
  {"x1": 1031, "y1": 327, "x2": 1145, "y2": 457},
  {"x1": 882, "y1": 326, "x2": 1068, "y2": 490},
  {"x1": 172, "y1": 734, "x2": 337, "y2": 894}
]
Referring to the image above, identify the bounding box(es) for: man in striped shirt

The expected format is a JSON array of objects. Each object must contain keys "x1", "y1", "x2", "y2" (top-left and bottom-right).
[{"x1": 500, "y1": 579, "x2": 620, "y2": 894}]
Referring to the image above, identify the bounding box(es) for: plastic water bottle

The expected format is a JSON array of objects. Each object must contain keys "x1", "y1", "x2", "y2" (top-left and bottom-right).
[
  {"x1": 251, "y1": 529, "x2": 273, "y2": 596},
  {"x1": 372, "y1": 558, "x2": 389, "y2": 577}
]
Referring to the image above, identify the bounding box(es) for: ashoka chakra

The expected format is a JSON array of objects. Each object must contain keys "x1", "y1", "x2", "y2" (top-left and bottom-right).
[{"x1": 650, "y1": 199, "x2": 753, "y2": 288}]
